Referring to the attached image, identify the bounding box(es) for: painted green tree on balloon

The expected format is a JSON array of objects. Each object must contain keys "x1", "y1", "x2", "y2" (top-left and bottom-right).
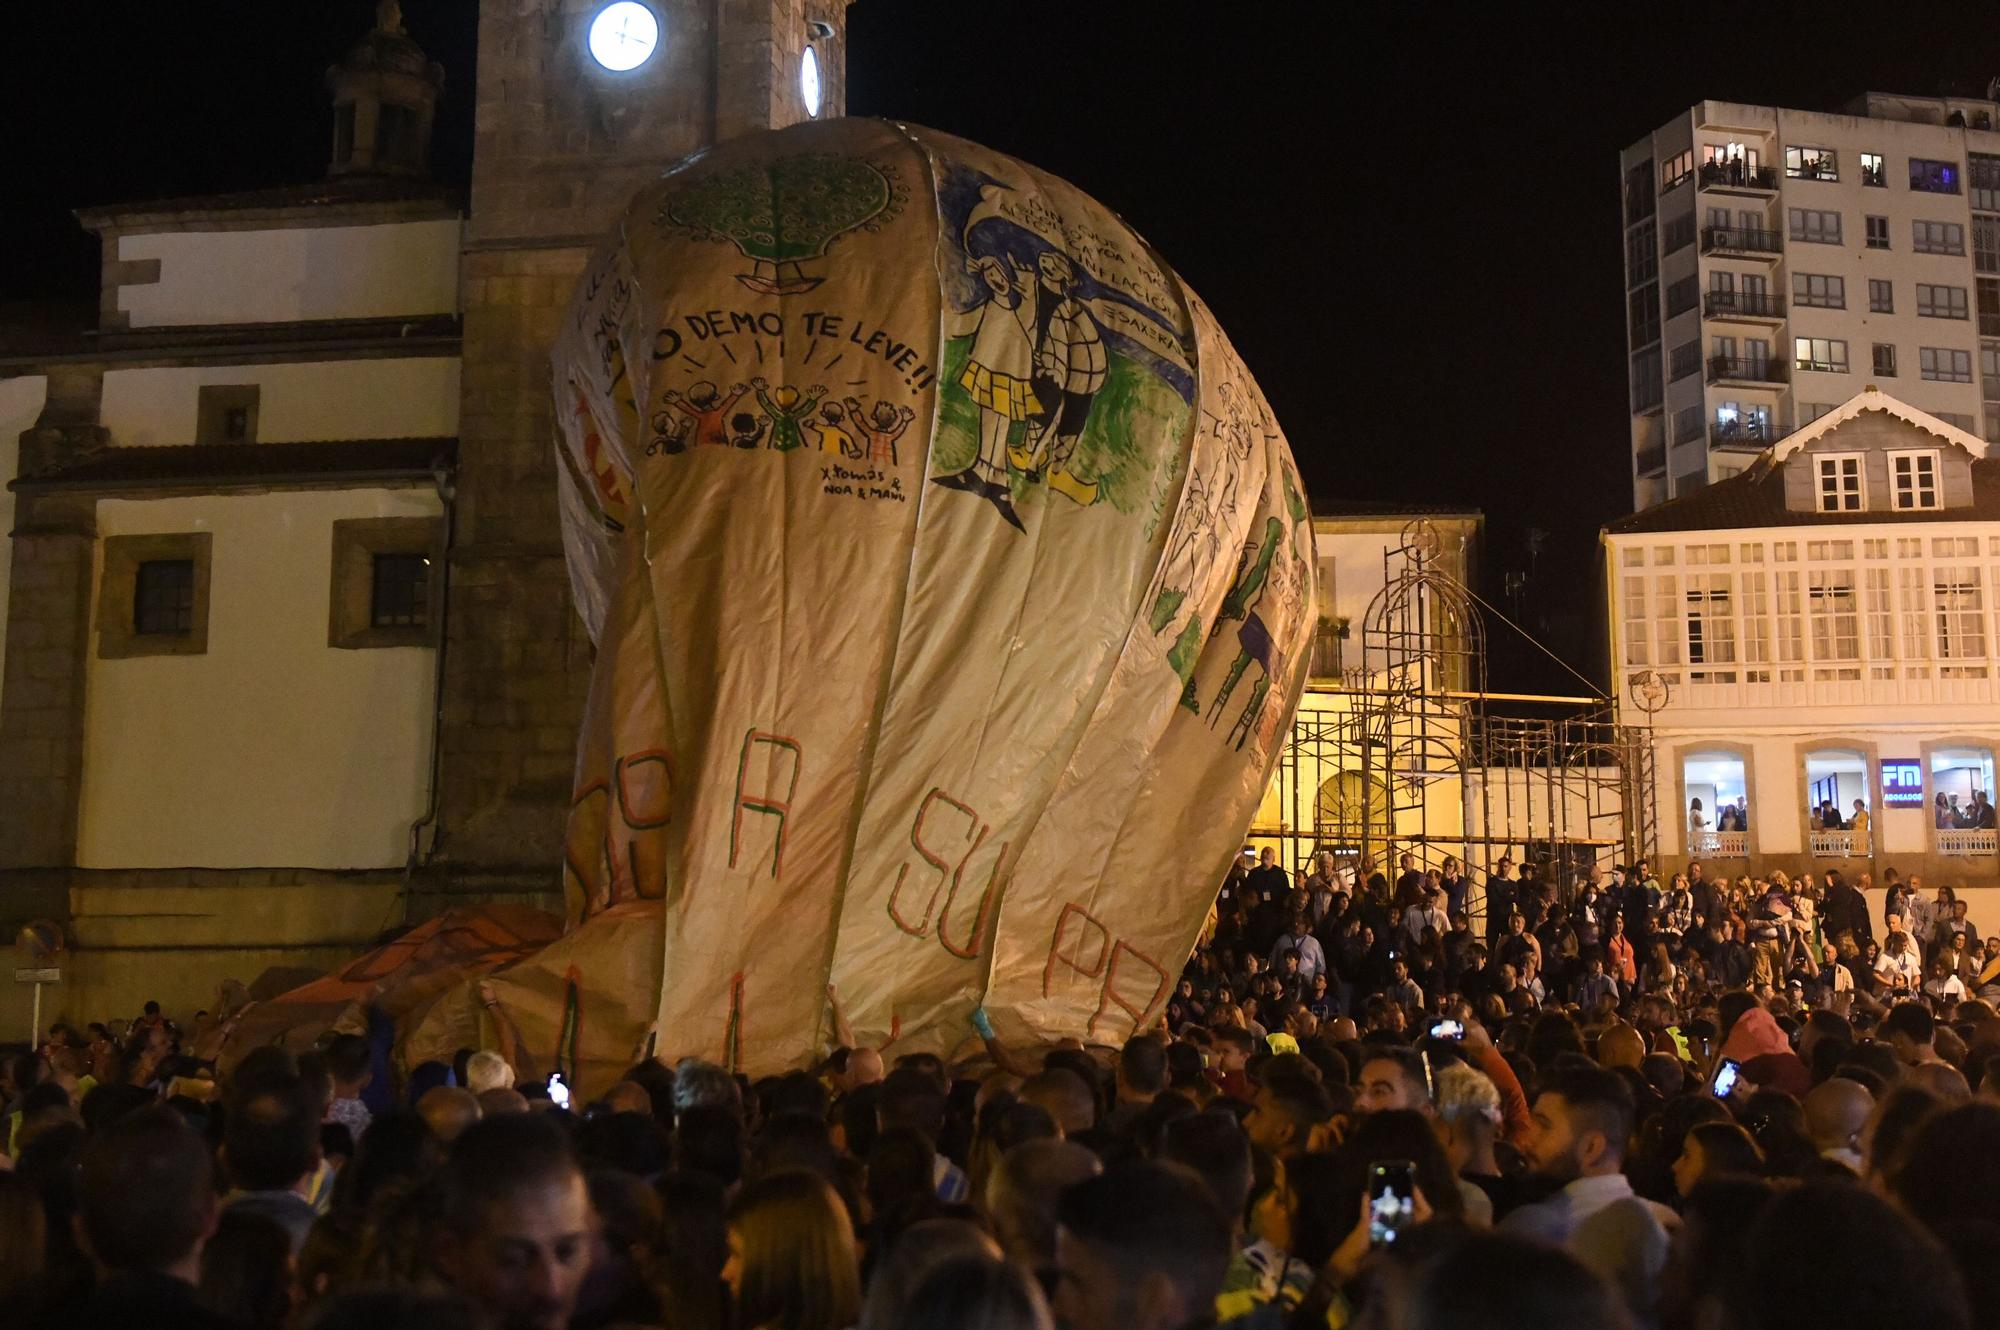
[{"x1": 659, "y1": 153, "x2": 903, "y2": 294}]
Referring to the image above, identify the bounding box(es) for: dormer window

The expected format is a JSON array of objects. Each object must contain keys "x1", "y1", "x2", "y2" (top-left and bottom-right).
[
  {"x1": 1891, "y1": 451, "x2": 1941, "y2": 510},
  {"x1": 1816, "y1": 454, "x2": 1865, "y2": 513}
]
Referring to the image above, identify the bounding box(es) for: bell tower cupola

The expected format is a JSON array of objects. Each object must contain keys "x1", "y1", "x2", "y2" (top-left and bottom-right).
[{"x1": 325, "y1": 1, "x2": 445, "y2": 178}]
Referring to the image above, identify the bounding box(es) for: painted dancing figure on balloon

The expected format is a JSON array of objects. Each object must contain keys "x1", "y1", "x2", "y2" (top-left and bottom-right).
[
  {"x1": 726, "y1": 410, "x2": 770, "y2": 449},
  {"x1": 812, "y1": 401, "x2": 863, "y2": 459},
  {"x1": 846, "y1": 397, "x2": 916, "y2": 465},
  {"x1": 1202, "y1": 515, "x2": 1284, "y2": 724},
  {"x1": 936, "y1": 253, "x2": 1041, "y2": 529},
  {"x1": 1011, "y1": 250, "x2": 1106, "y2": 505},
  {"x1": 1220, "y1": 546, "x2": 1305, "y2": 753},
  {"x1": 658, "y1": 381, "x2": 749, "y2": 449},
  {"x1": 751, "y1": 377, "x2": 826, "y2": 452},
  {"x1": 1149, "y1": 382, "x2": 1258, "y2": 701}
]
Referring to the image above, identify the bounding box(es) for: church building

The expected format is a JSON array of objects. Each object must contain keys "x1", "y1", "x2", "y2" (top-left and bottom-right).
[{"x1": 0, "y1": 1, "x2": 849, "y2": 1028}]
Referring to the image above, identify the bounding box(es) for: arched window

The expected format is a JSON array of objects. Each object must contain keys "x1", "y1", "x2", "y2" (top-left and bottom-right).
[
  {"x1": 1805, "y1": 748, "x2": 1870, "y2": 857},
  {"x1": 1931, "y1": 747, "x2": 1997, "y2": 853},
  {"x1": 1684, "y1": 750, "x2": 1748, "y2": 856}
]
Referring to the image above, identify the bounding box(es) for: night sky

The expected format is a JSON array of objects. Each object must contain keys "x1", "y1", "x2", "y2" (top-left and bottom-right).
[{"x1": 6, "y1": 2, "x2": 2000, "y2": 686}]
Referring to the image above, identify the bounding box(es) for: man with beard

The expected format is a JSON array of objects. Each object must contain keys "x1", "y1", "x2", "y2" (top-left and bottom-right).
[
  {"x1": 433, "y1": 1113, "x2": 594, "y2": 1330},
  {"x1": 1500, "y1": 1065, "x2": 1674, "y2": 1327}
]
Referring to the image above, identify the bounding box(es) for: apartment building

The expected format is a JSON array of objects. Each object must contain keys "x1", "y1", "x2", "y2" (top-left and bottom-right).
[{"x1": 1621, "y1": 92, "x2": 2000, "y2": 510}]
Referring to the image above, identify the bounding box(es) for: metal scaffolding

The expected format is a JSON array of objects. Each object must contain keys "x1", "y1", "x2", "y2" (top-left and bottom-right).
[{"x1": 1264, "y1": 522, "x2": 1656, "y2": 917}]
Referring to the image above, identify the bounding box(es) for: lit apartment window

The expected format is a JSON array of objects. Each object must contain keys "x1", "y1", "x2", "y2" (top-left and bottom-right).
[
  {"x1": 1921, "y1": 347, "x2": 1974, "y2": 382},
  {"x1": 1869, "y1": 280, "x2": 1894, "y2": 313},
  {"x1": 1914, "y1": 220, "x2": 1965, "y2": 255},
  {"x1": 1786, "y1": 146, "x2": 1838, "y2": 181},
  {"x1": 1891, "y1": 451, "x2": 1940, "y2": 510},
  {"x1": 1865, "y1": 215, "x2": 1890, "y2": 249},
  {"x1": 1794, "y1": 273, "x2": 1845, "y2": 309},
  {"x1": 1861, "y1": 152, "x2": 1887, "y2": 187},
  {"x1": 1817, "y1": 455, "x2": 1864, "y2": 512},
  {"x1": 1918, "y1": 284, "x2": 1970, "y2": 319},
  {"x1": 1794, "y1": 337, "x2": 1849, "y2": 373},
  {"x1": 1910, "y1": 158, "x2": 1961, "y2": 193},
  {"x1": 1789, "y1": 208, "x2": 1841, "y2": 244},
  {"x1": 1872, "y1": 343, "x2": 1898, "y2": 377},
  {"x1": 1661, "y1": 150, "x2": 1694, "y2": 192}
]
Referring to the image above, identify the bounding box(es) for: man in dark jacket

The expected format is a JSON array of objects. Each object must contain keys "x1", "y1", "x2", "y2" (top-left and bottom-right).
[{"x1": 1822, "y1": 869, "x2": 1874, "y2": 949}]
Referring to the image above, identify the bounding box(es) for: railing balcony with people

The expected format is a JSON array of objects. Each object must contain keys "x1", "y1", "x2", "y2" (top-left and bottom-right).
[
  {"x1": 1701, "y1": 226, "x2": 1783, "y2": 257},
  {"x1": 1689, "y1": 829, "x2": 1749, "y2": 858},
  {"x1": 1699, "y1": 160, "x2": 1779, "y2": 192},
  {"x1": 1710, "y1": 420, "x2": 1781, "y2": 450},
  {"x1": 1937, "y1": 827, "x2": 1999, "y2": 857},
  {"x1": 1703, "y1": 290, "x2": 1784, "y2": 320},
  {"x1": 1708, "y1": 355, "x2": 1786, "y2": 385},
  {"x1": 1810, "y1": 829, "x2": 1869, "y2": 858}
]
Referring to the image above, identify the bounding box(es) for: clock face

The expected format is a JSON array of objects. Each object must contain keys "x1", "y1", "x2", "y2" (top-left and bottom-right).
[
  {"x1": 800, "y1": 45, "x2": 823, "y2": 117},
  {"x1": 588, "y1": 2, "x2": 659, "y2": 72}
]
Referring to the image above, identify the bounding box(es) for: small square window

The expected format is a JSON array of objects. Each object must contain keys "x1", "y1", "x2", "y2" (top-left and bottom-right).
[
  {"x1": 1872, "y1": 343, "x2": 1897, "y2": 377},
  {"x1": 1865, "y1": 215, "x2": 1890, "y2": 248},
  {"x1": 370, "y1": 553, "x2": 430, "y2": 629},
  {"x1": 134, "y1": 560, "x2": 195, "y2": 635}
]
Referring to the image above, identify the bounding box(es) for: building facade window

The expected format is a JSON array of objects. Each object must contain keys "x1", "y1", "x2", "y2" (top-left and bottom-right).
[
  {"x1": 1666, "y1": 275, "x2": 1699, "y2": 317},
  {"x1": 1914, "y1": 220, "x2": 1966, "y2": 255},
  {"x1": 1939, "y1": 411, "x2": 1978, "y2": 433},
  {"x1": 134, "y1": 560, "x2": 195, "y2": 636},
  {"x1": 1808, "y1": 569, "x2": 1861, "y2": 676},
  {"x1": 1918, "y1": 284, "x2": 1970, "y2": 319},
  {"x1": 1982, "y1": 345, "x2": 2000, "y2": 397},
  {"x1": 1891, "y1": 451, "x2": 1940, "y2": 510},
  {"x1": 1790, "y1": 208, "x2": 1842, "y2": 244},
  {"x1": 1873, "y1": 343, "x2": 1898, "y2": 377},
  {"x1": 1921, "y1": 347, "x2": 1974, "y2": 382},
  {"x1": 1973, "y1": 217, "x2": 1999, "y2": 274},
  {"x1": 1866, "y1": 214, "x2": 1890, "y2": 249},
  {"x1": 1816, "y1": 454, "x2": 1864, "y2": 512},
  {"x1": 329, "y1": 517, "x2": 442, "y2": 650},
  {"x1": 1794, "y1": 273, "x2": 1846, "y2": 308},
  {"x1": 1862, "y1": 152, "x2": 1887, "y2": 187},
  {"x1": 1786, "y1": 146, "x2": 1838, "y2": 181},
  {"x1": 1626, "y1": 161, "x2": 1656, "y2": 223},
  {"x1": 1910, "y1": 158, "x2": 1962, "y2": 194},
  {"x1": 1794, "y1": 337, "x2": 1849, "y2": 373},
  {"x1": 1626, "y1": 221, "x2": 1658, "y2": 286},
  {"x1": 1869, "y1": 279, "x2": 1894, "y2": 313},
  {"x1": 1661, "y1": 149, "x2": 1694, "y2": 192},
  {"x1": 1934, "y1": 569, "x2": 1986, "y2": 664},
  {"x1": 1663, "y1": 213, "x2": 1696, "y2": 253},
  {"x1": 1686, "y1": 573, "x2": 1736, "y2": 681},
  {"x1": 96, "y1": 533, "x2": 213, "y2": 659},
  {"x1": 369, "y1": 553, "x2": 431, "y2": 629},
  {"x1": 1670, "y1": 341, "x2": 1701, "y2": 381},
  {"x1": 1629, "y1": 285, "x2": 1660, "y2": 349},
  {"x1": 1970, "y1": 153, "x2": 2000, "y2": 211}
]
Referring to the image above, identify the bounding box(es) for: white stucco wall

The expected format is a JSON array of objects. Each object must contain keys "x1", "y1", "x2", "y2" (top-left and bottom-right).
[
  {"x1": 0, "y1": 375, "x2": 49, "y2": 671},
  {"x1": 98, "y1": 357, "x2": 459, "y2": 446},
  {"x1": 77, "y1": 488, "x2": 443, "y2": 869},
  {"x1": 116, "y1": 220, "x2": 461, "y2": 327}
]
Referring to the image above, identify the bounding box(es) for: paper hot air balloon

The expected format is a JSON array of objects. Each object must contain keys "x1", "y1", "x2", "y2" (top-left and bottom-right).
[{"x1": 549, "y1": 118, "x2": 1316, "y2": 1075}]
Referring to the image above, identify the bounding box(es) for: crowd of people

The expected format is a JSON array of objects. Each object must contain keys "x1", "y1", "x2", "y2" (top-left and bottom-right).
[{"x1": 3, "y1": 845, "x2": 2000, "y2": 1330}]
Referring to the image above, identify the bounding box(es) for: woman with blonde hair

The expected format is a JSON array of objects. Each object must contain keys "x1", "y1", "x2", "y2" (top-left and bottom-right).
[{"x1": 723, "y1": 1170, "x2": 861, "y2": 1330}]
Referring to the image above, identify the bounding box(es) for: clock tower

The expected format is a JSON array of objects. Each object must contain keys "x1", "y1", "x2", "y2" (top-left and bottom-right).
[{"x1": 427, "y1": 1, "x2": 850, "y2": 901}]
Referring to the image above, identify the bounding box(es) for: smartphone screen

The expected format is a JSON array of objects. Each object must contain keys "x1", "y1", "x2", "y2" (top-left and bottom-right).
[
  {"x1": 1428, "y1": 1019, "x2": 1465, "y2": 1041},
  {"x1": 1368, "y1": 1159, "x2": 1417, "y2": 1246},
  {"x1": 547, "y1": 1072, "x2": 571, "y2": 1109},
  {"x1": 1710, "y1": 1058, "x2": 1740, "y2": 1099}
]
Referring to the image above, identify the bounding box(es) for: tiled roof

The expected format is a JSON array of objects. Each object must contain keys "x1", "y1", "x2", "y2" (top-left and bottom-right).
[
  {"x1": 76, "y1": 176, "x2": 460, "y2": 222},
  {"x1": 1605, "y1": 456, "x2": 2000, "y2": 534},
  {"x1": 14, "y1": 438, "x2": 453, "y2": 491}
]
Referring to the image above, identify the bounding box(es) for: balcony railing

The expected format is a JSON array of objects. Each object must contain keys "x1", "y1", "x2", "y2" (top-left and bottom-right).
[
  {"x1": 1690, "y1": 830, "x2": 1749, "y2": 858},
  {"x1": 1700, "y1": 160, "x2": 1779, "y2": 192},
  {"x1": 1710, "y1": 423, "x2": 1781, "y2": 450},
  {"x1": 1702, "y1": 226, "x2": 1783, "y2": 256},
  {"x1": 1636, "y1": 442, "x2": 1666, "y2": 475},
  {"x1": 1937, "y1": 828, "x2": 1998, "y2": 857},
  {"x1": 1703, "y1": 290, "x2": 1784, "y2": 320},
  {"x1": 1810, "y1": 829, "x2": 1870, "y2": 858},
  {"x1": 1708, "y1": 355, "x2": 1786, "y2": 385}
]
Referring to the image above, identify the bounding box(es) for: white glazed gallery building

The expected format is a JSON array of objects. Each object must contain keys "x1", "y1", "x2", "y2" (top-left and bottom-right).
[{"x1": 1607, "y1": 387, "x2": 2000, "y2": 892}]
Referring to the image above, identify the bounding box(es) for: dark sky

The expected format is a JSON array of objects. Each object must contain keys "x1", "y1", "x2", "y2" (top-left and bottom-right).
[{"x1": 7, "y1": 1, "x2": 2000, "y2": 685}]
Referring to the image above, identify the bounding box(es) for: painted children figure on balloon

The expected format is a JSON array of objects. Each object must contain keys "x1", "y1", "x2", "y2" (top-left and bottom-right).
[
  {"x1": 750, "y1": 377, "x2": 826, "y2": 452},
  {"x1": 813, "y1": 401, "x2": 863, "y2": 459},
  {"x1": 658, "y1": 380, "x2": 749, "y2": 449},
  {"x1": 937, "y1": 252, "x2": 1041, "y2": 529},
  {"x1": 846, "y1": 396, "x2": 916, "y2": 466}
]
